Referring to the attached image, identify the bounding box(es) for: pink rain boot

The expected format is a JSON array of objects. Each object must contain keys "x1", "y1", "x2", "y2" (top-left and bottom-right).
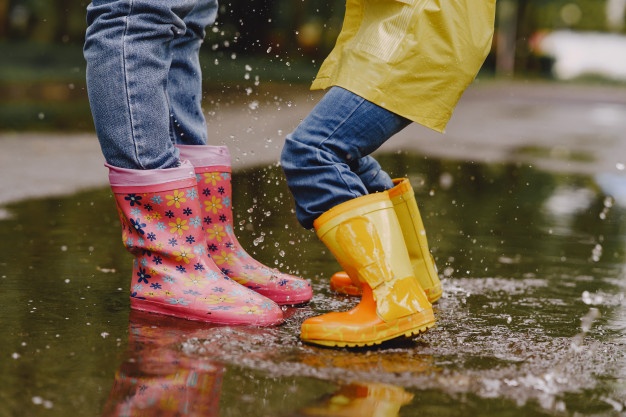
[
  {"x1": 102, "y1": 311, "x2": 224, "y2": 417},
  {"x1": 177, "y1": 145, "x2": 312, "y2": 306},
  {"x1": 108, "y1": 160, "x2": 283, "y2": 326}
]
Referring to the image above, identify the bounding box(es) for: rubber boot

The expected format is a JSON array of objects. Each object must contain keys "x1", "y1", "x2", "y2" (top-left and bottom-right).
[
  {"x1": 108, "y1": 160, "x2": 283, "y2": 326},
  {"x1": 177, "y1": 145, "x2": 312, "y2": 305},
  {"x1": 101, "y1": 310, "x2": 224, "y2": 417},
  {"x1": 330, "y1": 178, "x2": 442, "y2": 303},
  {"x1": 301, "y1": 192, "x2": 435, "y2": 347},
  {"x1": 300, "y1": 382, "x2": 413, "y2": 417}
]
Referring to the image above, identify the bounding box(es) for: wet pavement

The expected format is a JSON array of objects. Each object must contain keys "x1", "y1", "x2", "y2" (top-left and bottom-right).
[
  {"x1": 3, "y1": 80, "x2": 626, "y2": 209},
  {"x1": 2, "y1": 80, "x2": 626, "y2": 416}
]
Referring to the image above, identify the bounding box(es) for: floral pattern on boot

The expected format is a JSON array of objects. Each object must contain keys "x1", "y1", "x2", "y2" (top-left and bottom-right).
[
  {"x1": 112, "y1": 174, "x2": 283, "y2": 326},
  {"x1": 195, "y1": 167, "x2": 312, "y2": 305}
]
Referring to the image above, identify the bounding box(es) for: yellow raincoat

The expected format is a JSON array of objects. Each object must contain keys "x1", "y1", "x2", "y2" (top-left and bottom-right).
[{"x1": 311, "y1": 0, "x2": 496, "y2": 132}]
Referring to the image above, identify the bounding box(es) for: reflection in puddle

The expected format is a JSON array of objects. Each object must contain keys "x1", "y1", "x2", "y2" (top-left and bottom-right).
[{"x1": 1, "y1": 153, "x2": 626, "y2": 416}]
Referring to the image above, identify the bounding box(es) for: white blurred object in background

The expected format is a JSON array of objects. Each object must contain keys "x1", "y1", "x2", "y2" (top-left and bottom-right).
[{"x1": 531, "y1": 30, "x2": 626, "y2": 81}]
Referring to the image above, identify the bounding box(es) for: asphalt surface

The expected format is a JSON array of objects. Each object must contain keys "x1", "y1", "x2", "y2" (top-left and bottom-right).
[{"x1": 2, "y1": 80, "x2": 626, "y2": 216}]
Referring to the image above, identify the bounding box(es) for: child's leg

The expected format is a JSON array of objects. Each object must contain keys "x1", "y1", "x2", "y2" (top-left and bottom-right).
[
  {"x1": 281, "y1": 86, "x2": 411, "y2": 229},
  {"x1": 84, "y1": 0, "x2": 200, "y2": 170},
  {"x1": 168, "y1": 0, "x2": 218, "y2": 146}
]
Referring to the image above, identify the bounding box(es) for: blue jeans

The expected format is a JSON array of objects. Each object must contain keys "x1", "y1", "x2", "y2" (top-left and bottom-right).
[
  {"x1": 84, "y1": 0, "x2": 218, "y2": 170},
  {"x1": 281, "y1": 87, "x2": 412, "y2": 229}
]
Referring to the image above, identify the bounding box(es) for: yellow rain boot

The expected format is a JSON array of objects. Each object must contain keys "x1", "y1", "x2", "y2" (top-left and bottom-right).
[
  {"x1": 300, "y1": 382, "x2": 414, "y2": 417},
  {"x1": 301, "y1": 192, "x2": 435, "y2": 347},
  {"x1": 330, "y1": 178, "x2": 442, "y2": 303}
]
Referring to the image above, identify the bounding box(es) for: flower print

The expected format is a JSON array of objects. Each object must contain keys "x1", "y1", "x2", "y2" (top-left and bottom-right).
[
  {"x1": 189, "y1": 216, "x2": 202, "y2": 227},
  {"x1": 168, "y1": 238, "x2": 178, "y2": 247},
  {"x1": 130, "y1": 218, "x2": 146, "y2": 235},
  {"x1": 202, "y1": 188, "x2": 210, "y2": 196},
  {"x1": 212, "y1": 305, "x2": 234, "y2": 311},
  {"x1": 173, "y1": 247, "x2": 195, "y2": 264},
  {"x1": 125, "y1": 194, "x2": 143, "y2": 206},
  {"x1": 166, "y1": 190, "x2": 187, "y2": 208},
  {"x1": 137, "y1": 268, "x2": 151, "y2": 284},
  {"x1": 186, "y1": 188, "x2": 198, "y2": 200},
  {"x1": 137, "y1": 237, "x2": 145, "y2": 247},
  {"x1": 260, "y1": 300, "x2": 276, "y2": 311},
  {"x1": 225, "y1": 242, "x2": 235, "y2": 250},
  {"x1": 184, "y1": 289, "x2": 201, "y2": 297},
  {"x1": 204, "y1": 293, "x2": 236, "y2": 305},
  {"x1": 205, "y1": 270, "x2": 221, "y2": 281},
  {"x1": 204, "y1": 196, "x2": 223, "y2": 214},
  {"x1": 202, "y1": 172, "x2": 221, "y2": 186},
  {"x1": 147, "y1": 232, "x2": 157, "y2": 242},
  {"x1": 193, "y1": 263, "x2": 205, "y2": 271},
  {"x1": 130, "y1": 208, "x2": 142, "y2": 217},
  {"x1": 163, "y1": 275, "x2": 176, "y2": 283},
  {"x1": 164, "y1": 290, "x2": 174, "y2": 298},
  {"x1": 290, "y1": 280, "x2": 307, "y2": 290},
  {"x1": 220, "y1": 267, "x2": 231, "y2": 276},
  {"x1": 151, "y1": 212, "x2": 162, "y2": 220},
  {"x1": 152, "y1": 255, "x2": 163, "y2": 265},
  {"x1": 207, "y1": 225, "x2": 226, "y2": 242},
  {"x1": 125, "y1": 237, "x2": 134, "y2": 248},
  {"x1": 146, "y1": 291, "x2": 157, "y2": 298},
  {"x1": 156, "y1": 222, "x2": 167, "y2": 231},
  {"x1": 183, "y1": 207, "x2": 193, "y2": 216},
  {"x1": 242, "y1": 305, "x2": 261, "y2": 315},
  {"x1": 133, "y1": 284, "x2": 144, "y2": 292},
  {"x1": 219, "y1": 214, "x2": 227, "y2": 223},
  {"x1": 176, "y1": 265, "x2": 187, "y2": 273},
  {"x1": 185, "y1": 235, "x2": 195, "y2": 244},
  {"x1": 167, "y1": 298, "x2": 190, "y2": 306},
  {"x1": 140, "y1": 258, "x2": 148, "y2": 267},
  {"x1": 213, "y1": 286, "x2": 225, "y2": 293},
  {"x1": 278, "y1": 278, "x2": 289, "y2": 287},
  {"x1": 185, "y1": 274, "x2": 203, "y2": 287},
  {"x1": 207, "y1": 243, "x2": 218, "y2": 252},
  {"x1": 144, "y1": 203, "x2": 153, "y2": 212},
  {"x1": 169, "y1": 218, "x2": 189, "y2": 236},
  {"x1": 193, "y1": 244, "x2": 206, "y2": 255},
  {"x1": 213, "y1": 251, "x2": 235, "y2": 266},
  {"x1": 221, "y1": 172, "x2": 230, "y2": 180},
  {"x1": 217, "y1": 186, "x2": 225, "y2": 195},
  {"x1": 151, "y1": 195, "x2": 163, "y2": 204},
  {"x1": 165, "y1": 210, "x2": 175, "y2": 219},
  {"x1": 203, "y1": 216, "x2": 212, "y2": 225},
  {"x1": 155, "y1": 242, "x2": 164, "y2": 251},
  {"x1": 222, "y1": 196, "x2": 231, "y2": 208}
]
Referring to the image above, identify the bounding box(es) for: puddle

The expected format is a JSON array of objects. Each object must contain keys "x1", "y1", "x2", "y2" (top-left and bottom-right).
[{"x1": 1, "y1": 153, "x2": 626, "y2": 416}]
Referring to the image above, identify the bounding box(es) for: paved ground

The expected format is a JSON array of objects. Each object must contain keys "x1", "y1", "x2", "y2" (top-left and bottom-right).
[{"x1": 2, "y1": 80, "x2": 626, "y2": 215}]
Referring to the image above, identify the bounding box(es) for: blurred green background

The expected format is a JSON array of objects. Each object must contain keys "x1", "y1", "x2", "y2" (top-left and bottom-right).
[{"x1": 0, "y1": 0, "x2": 624, "y2": 131}]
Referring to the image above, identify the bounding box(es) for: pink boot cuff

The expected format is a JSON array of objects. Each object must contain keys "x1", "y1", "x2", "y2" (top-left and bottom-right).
[
  {"x1": 106, "y1": 160, "x2": 196, "y2": 193},
  {"x1": 176, "y1": 145, "x2": 231, "y2": 169}
]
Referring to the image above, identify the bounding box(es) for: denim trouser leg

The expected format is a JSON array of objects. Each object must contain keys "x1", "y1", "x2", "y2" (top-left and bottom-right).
[
  {"x1": 169, "y1": 1, "x2": 217, "y2": 145},
  {"x1": 84, "y1": 0, "x2": 217, "y2": 170},
  {"x1": 281, "y1": 87, "x2": 412, "y2": 229}
]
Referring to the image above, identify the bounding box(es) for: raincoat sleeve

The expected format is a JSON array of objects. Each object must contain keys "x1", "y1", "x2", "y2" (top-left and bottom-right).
[{"x1": 311, "y1": 0, "x2": 496, "y2": 132}]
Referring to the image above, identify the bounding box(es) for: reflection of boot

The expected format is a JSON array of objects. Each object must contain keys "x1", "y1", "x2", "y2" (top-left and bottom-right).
[
  {"x1": 301, "y1": 192, "x2": 435, "y2": 347},
  {"x1": 300, "y1": 382, "x2": 414, "y2": 417},
  {"x1": 178, "y1": 145, "x2": 312, "y2": 306},
  {"x1": 330, "y1": 179, "x2": 442, "y2": 303},
  {"x1": 102, "y1": 311, "x2": 224, "y2": 417},
  {"x1": 108, "y1": 161, "x2": 283, "y2": 325}
]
